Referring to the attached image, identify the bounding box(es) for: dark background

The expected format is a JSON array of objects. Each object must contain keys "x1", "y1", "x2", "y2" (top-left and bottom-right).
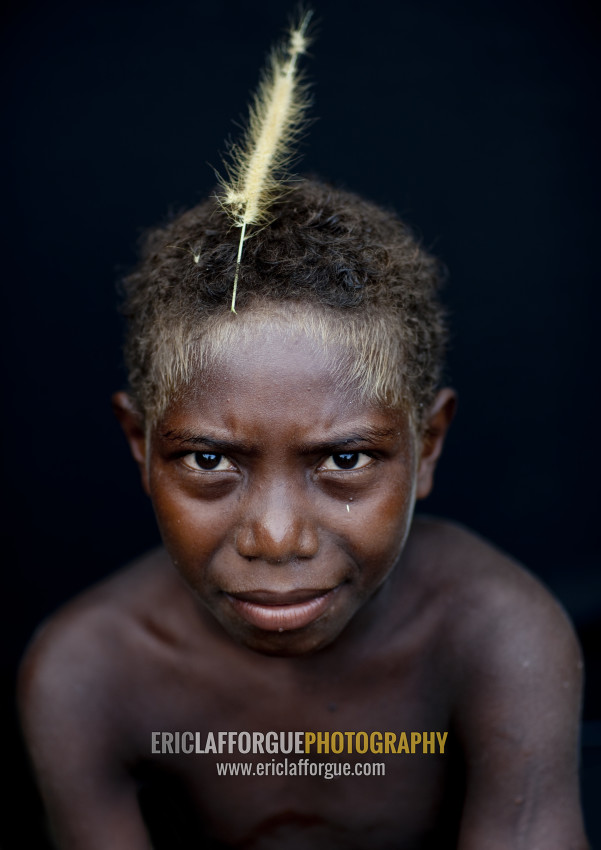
[{"x1": 2, "y1": 0, "x2": 599, "y2": 845}]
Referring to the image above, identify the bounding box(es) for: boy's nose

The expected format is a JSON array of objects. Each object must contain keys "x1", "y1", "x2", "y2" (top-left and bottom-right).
[{"x1": 235, "y1": 485, "x2": 319, "y2": 563}]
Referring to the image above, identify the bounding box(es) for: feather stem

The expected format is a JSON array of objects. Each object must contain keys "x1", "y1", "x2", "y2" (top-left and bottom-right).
[{"x1": 230, "y1": 219, "x2": 247, "y2": 313}]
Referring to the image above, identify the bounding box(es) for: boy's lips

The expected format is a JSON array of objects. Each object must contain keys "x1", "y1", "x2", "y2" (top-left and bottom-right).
[{"x1": 224, "y1": 587, "x2": 340, "y2": 632}]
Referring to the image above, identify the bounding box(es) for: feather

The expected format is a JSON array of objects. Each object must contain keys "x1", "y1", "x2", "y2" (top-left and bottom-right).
[{"x1": 219, "y1": 11, "x2": 313, "y2": 312}]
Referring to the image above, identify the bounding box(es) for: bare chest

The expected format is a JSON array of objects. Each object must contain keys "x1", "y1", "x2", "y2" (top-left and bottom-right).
[{"x1": 132, "y1": 643, "x2": 461, "y2": 848}]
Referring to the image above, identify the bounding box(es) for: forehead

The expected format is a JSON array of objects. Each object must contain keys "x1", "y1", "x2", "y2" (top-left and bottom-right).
[
  {"x1": 193, "y1": 310, "x2": 358, "y2": 403},
  {"x1": 159, "y1": 318, "x2": 409, "y2": 443},
  {"x1": 204, "y1": 322, "x2": 344, "y2": 400}
]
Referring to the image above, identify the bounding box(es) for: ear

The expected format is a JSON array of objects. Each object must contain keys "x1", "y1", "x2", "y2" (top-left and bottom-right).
[
  {"x1": 112, "y1": 392, "x2": 151, "y2": 496},
  {"x1": 415, "y1": 388, "x2": 457, "y2": 500}
]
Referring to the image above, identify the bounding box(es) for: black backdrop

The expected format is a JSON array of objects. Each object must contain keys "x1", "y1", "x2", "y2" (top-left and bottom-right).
[{"x1": 2, "y1": 0, "x2": 600, "y2": 845}]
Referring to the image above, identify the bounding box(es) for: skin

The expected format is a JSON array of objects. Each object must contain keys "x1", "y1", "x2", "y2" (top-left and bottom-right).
[{"x1": 18, "y1": 322, "x2": 588, "y2": 849}]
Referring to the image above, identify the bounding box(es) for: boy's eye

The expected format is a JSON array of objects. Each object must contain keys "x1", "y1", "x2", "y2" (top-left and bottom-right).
[
  {"x1": 182, "y1": 452, "x2": 236, "y2": 472},
  {"x1": 320, "y1": 452, "x2": 372, "y2": 471}
]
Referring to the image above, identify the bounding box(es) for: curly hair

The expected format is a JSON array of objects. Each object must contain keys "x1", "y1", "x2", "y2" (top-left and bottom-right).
[{"x1": 121, "y1": 178, "x2": 448, "y2": 430}]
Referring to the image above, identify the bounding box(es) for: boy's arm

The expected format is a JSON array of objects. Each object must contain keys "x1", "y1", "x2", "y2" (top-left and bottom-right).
[
  {"x1": 452, "y1": 573, "x2": 589, "y2": 850},
  {"x1": 18, "y1": 612, "x2": 154, "y2": 850}
]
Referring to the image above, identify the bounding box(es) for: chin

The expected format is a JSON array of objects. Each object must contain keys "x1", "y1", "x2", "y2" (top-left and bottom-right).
[{"x1": 231, "y1": 621, "x2": 346, "y2": 658}]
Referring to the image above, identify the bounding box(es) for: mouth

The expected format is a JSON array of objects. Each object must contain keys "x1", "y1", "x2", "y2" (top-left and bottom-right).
[{"x1": 224, "y1": 586, "x2": 341, "y2": 632}]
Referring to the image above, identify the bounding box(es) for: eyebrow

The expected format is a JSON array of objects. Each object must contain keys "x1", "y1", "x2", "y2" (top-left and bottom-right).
[
  {"x1": 298, "y1": 428, "x2": 400, "y2": 455},
  {"x1": 160, "y1": 427, "x2": 400, "y2": 455},
  {"x1": 160, "y1": 431, "x2": 255, "y2": 454}
]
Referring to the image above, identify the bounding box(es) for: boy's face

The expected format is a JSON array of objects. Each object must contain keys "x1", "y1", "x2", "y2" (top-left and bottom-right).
[{"x1": 116, "y1": 322, "x2": 454, "y2": 656}]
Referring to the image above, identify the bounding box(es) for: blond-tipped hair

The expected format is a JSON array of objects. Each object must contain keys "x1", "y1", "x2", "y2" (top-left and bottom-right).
[{"x1": 121, "y1": 179, "x2": 448, "y2": 432}]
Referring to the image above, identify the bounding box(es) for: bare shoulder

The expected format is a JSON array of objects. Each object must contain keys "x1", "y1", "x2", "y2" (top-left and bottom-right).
[
  {"x1": 17, "y1": 551, "x2": 176, "y2": 848},
  {"x1": 409, "y1": 515, "x2": 582, "y2": 673},
  {"x1": 408, "y1": 517, "x2": 587, "y2": 848},
  {"x1": 18, "y1": 548, "x2": 185, "y2": 753}
]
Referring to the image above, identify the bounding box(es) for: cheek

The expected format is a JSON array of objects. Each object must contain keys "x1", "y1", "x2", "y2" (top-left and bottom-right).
[
  {"x1": 337, "y1": 477, "x2": 416, "y2": 572},
  {"x1": 150, "y1": 481, "x2": 229, "y2": 571}
]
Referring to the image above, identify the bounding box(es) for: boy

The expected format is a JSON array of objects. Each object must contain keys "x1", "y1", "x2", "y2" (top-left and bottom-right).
[{"x1": 18, "y1": 177, "x2": 588, "y2": 849}]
